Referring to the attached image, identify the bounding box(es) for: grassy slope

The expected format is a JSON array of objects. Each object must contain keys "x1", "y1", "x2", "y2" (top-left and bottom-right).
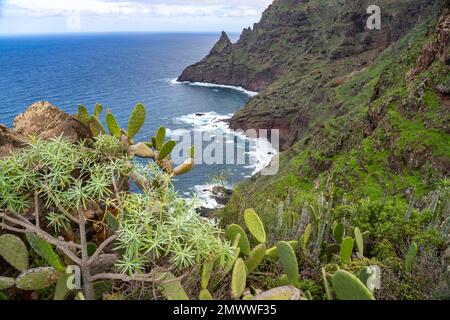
[{"x1": 221, "y1": 7, "x2": 449, "y2": 226}]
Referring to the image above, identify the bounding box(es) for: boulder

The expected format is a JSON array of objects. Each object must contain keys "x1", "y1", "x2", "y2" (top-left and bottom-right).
[
  {"x1": 13, "y1": 101, "x2": 91, "y2": 142},
  {"x1": 0, "y1": 125, "x2": 26, "y2": 158}
]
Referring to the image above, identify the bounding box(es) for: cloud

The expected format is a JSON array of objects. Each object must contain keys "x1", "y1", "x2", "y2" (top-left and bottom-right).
[{"x1": 2, "y1": 0, "x2": 272, "y2": 18}]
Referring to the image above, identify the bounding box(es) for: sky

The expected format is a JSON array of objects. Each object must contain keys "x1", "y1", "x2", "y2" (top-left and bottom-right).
[{"x1": 0, "y1": 0, "x2": 273, "y2": 34}]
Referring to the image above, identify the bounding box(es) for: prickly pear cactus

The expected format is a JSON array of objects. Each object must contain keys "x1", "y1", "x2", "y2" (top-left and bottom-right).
[
  {"x1": 266, "y1": 241, "x2": 298, "y2": 258},
  {"x1": 77, "y1": 105, "x2": 91, "y2": 126},
  {"x1": 201, "y1": 259, "x2": 214, "y2": 290},
  {"x1": 277, "y1": 241, "x2": 299, "y2": 287},
  {"x1": 254, "y1": 286, "x2": 302, "y2": 300},
  {"x1": 153, "y1": 270, "x2": 189, "y2": 300},
  {"x1": 158, "y1": 140, "x2": 176, "y2": 160},
  {"x1": 129, "y1": 143, "x2": 155, "y2": 158},
  {"x1": 354, "y1": 227, "x2": 364, "y2": 258},
  {"x1": 106, "y1": 110, "x2": 121, "y2": 138},
  {"x1": 25, "y1": 233, "x2": 65, "y2": 272},
  {"x1": 89, "y1": 116, "x2": 106, "y2": 137},
  {"x1": 333, "y1": 222, "x2": 345, "y2": 244},
  {"x1": 245, "y1": 243, "x2": 266, "y2": 274},
  {"x1": 231, "y1": 258, "x2": 247, "y2": 299},
  {"x1": 173, "y1": 158, "x2": 194, "y2": 176},
  {"x1": 0, "y1": 277, "x2": 15, "y2": 290},
  {"x1": 226, "y1": 224, "x2": 251, "y2": 256},
  {"x1": 155, "y1": 127, "x2": 166, "y2": 150},
  {"x1": 15, "y1": 267, "x2": 60, "y2": 291},
  {"x1": 0, "y1": 234, "x2": 29, "y2": 272},
  {"x1": 244, "y1": 209, "x2": 266, "y2": 243},
  {"x1": 332, "y1": 270, "x2": 375, "y2": 300},
  {"x1": 199, "y1": 289, "x2": 213, "y2": 300},
  {"x1": 340, "y1": 237, "x2": 354, "y2": 264},
  {"x1": 127, "y1": 103, "x2": 146, "y2": 139},
  {"x1": 93, "y1": 103, "x2": 103, "y2": 118},
  {"x1": 405, "y1": 242, "x2": 418, "y2": 273}
]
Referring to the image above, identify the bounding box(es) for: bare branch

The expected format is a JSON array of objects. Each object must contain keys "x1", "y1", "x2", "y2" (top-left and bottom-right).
[
  {"x1": 88, "y1": 234, "x2": 118, "y2": 266},
  {"x1": 0, "y1": 212, "x2": 81, "y2": 264},
  {"x1": 0, "y1": 223, "x2": 27, "y2": 234},
  {"x1": 34, "y1": 191, "x2": 40, "y2": 229}
]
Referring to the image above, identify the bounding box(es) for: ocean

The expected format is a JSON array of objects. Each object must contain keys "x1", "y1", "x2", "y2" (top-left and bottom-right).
[{"x1": 0, "y1": 32, "x2": 274, "y2": 208}]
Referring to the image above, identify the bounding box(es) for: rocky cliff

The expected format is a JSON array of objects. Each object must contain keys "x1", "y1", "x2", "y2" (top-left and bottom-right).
[{"x1": 179, "y1": 0, "x2": 446, "y2": 150}]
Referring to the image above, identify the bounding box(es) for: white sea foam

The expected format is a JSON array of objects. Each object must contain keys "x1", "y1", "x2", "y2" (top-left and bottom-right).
[
  {"x1": 170, "y1": 79, "x2": 258, "y2": 97},
  {"x1": 172, "y1": 111, "x2": 278, "y2": 209}
]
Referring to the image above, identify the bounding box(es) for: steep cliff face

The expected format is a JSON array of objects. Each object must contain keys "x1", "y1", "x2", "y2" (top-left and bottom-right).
[
  {"x1": 221, "y1": 4, "x2": 450, "y2": 227},
  {"x1": 179, "y1": 0, "x2": 446, "y2": 150}
]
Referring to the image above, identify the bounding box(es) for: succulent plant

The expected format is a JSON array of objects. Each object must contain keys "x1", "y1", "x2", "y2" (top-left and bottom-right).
[
  {"x1": 340, "y1": 236, "x2": 354, "y2": 264},
  {"x1": 231, "y1": 258, "x2": 247, "y2": 299},
  {"x1": 332, "y1": 270, "x2": 375, "y2": 300},
  {"x1": 77, "y1": 105, "x2": 91, "y2": 126},
  {"x1": 54, "y1": 273, "x2": 72, "y2": 300},
  {"x1": 253, "y1": 286, "x2": 301, "y2": 300},
  {"x1": 354, "y1": 227, "x2": 364, "y2": 258},
  {"x1": 266, "y1": 240, "x2": 298, "y2": 258},
  {"x1": 199, "y1": 289, "x2": 213, "y2": 300},
  {"x1": 358, "y1": 266, "x2": 375, "y2": 291},
  {"x1": 0, "y1": 234, "x2": 29, "y2": 272},
  {"x1": 0, "y1": 277, "x2": 15, "y2": 290},
  {"x1": 405, "y1": 242, "x2": 418, "y2": 273},
  {"x1": 333, "y1": 222, "x2": 345, "y2": 244},
  {"x1": 244, "y1": 209, "x2": 266, "y2": 243},
  {"x1": 26, "y1": 233, "x2": 65, "y2": 272},
  {"x1": 158, "y1": 140, "x2": 177, "y2": 161},
  {"x1": 154, "y1": 127, "x2": 166, "y2": 151},
  {"x1": 226, "y1": 224, "x2": 251, "y2": 256},
  {"x1": 154, "y1": 270, "x2": 189, "y2": 300},
  {"x1": 105, "y1": 110, "x2": 121, "y2": 138},
  {"x1": 245, "y1": 243, "x2": 266, "y2": 274},
  {"x1": 277, "y1": 241, "x2": 299, "y2": 287},
  {"x1": 300, "y1": 223, "x2": 312, "y2": 255},
  {"x1": 127, "y1": 103, "x2": 146, "y2": 140},
  {"x1": 201, "y1": 259, "x2": 215, "y2": 290},
  {"x1": 322, "y1": 267, "x2": 333, "y2": 300},
  {"x1": 15, "y1": 267, "x2": 60, "y2": 291}
]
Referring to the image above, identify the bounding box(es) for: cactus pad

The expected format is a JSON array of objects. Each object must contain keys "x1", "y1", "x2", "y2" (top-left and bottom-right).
[
  {"x1": 405, "y1": 242, "x2": 418, "y2": 273},
  {"x1": 158, "y1": 140, "x2": 176, "y2": 160},
  {"x1": 77, "y1": 105, "x2": 91, "y2": 126},
  {"x1": 155, "y1": 127, "x2": 166, "y2": 150},
  {"x1": 332, "y1": 270, "x2": 375, "y2": 300},
  {"x1": 277, "y1": 241, "x2": 299, "y2": 287},
  {"x1": 340, "y1": 236, "x2": 354, "y2": 264},
  {"x1": 254, "y1": 286, "x2": 301, "y2": 300},
  {"x1": 129, "y1": 143, "x2": 155, "y2": 158},
  {"x1": 153, "y1": 270, "x2": 189, "y2": 300},
  {"x1": 26, "y1": 233, "x2": 65, "y2": 272},
  {"x1": 245, "y1": 243, "x2": 266, "y2": 273},
  {"x1": 0, "y1": 276, "x2": 15, "y2": 290},
  {"x1": 93, "y1": 103, "x2": 103, "y2": 118},
  {"x1": 266, "y1": 241, "x2": 298, "y2": 258},
  {"x1": 201, "y1": 259, "x2": 214, "y2": 290},
  {"x1": 226, "y1": 224, "x2": 251, "y2": 256},
  {"x1": 106, "y1": 111, "x2": 121, "y2": 138},
  {"x1": 354, "y1": 227, "x2": 364, "y2": 257},
  {"x1": 16, "y1": 267, "x2": 60, "y2": 291},
  {"x1": 199, "y1": 289, "x2": 213, "y2": 300},
  {"x1": 231, "y1": 258, "x2": 247, "y2": 299},
  {"x1": 244, "y1": 209, "x2": 266, "y2": 243},
  {"x1": 333, "y1": 222, "x2": 345, "y2": 244},
  {"x1": 0, "y1": 234, "x2": 29, "y2": 271},
  {"x1": 127, "y1": 103, "x2": 146, "y2": 139}
]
